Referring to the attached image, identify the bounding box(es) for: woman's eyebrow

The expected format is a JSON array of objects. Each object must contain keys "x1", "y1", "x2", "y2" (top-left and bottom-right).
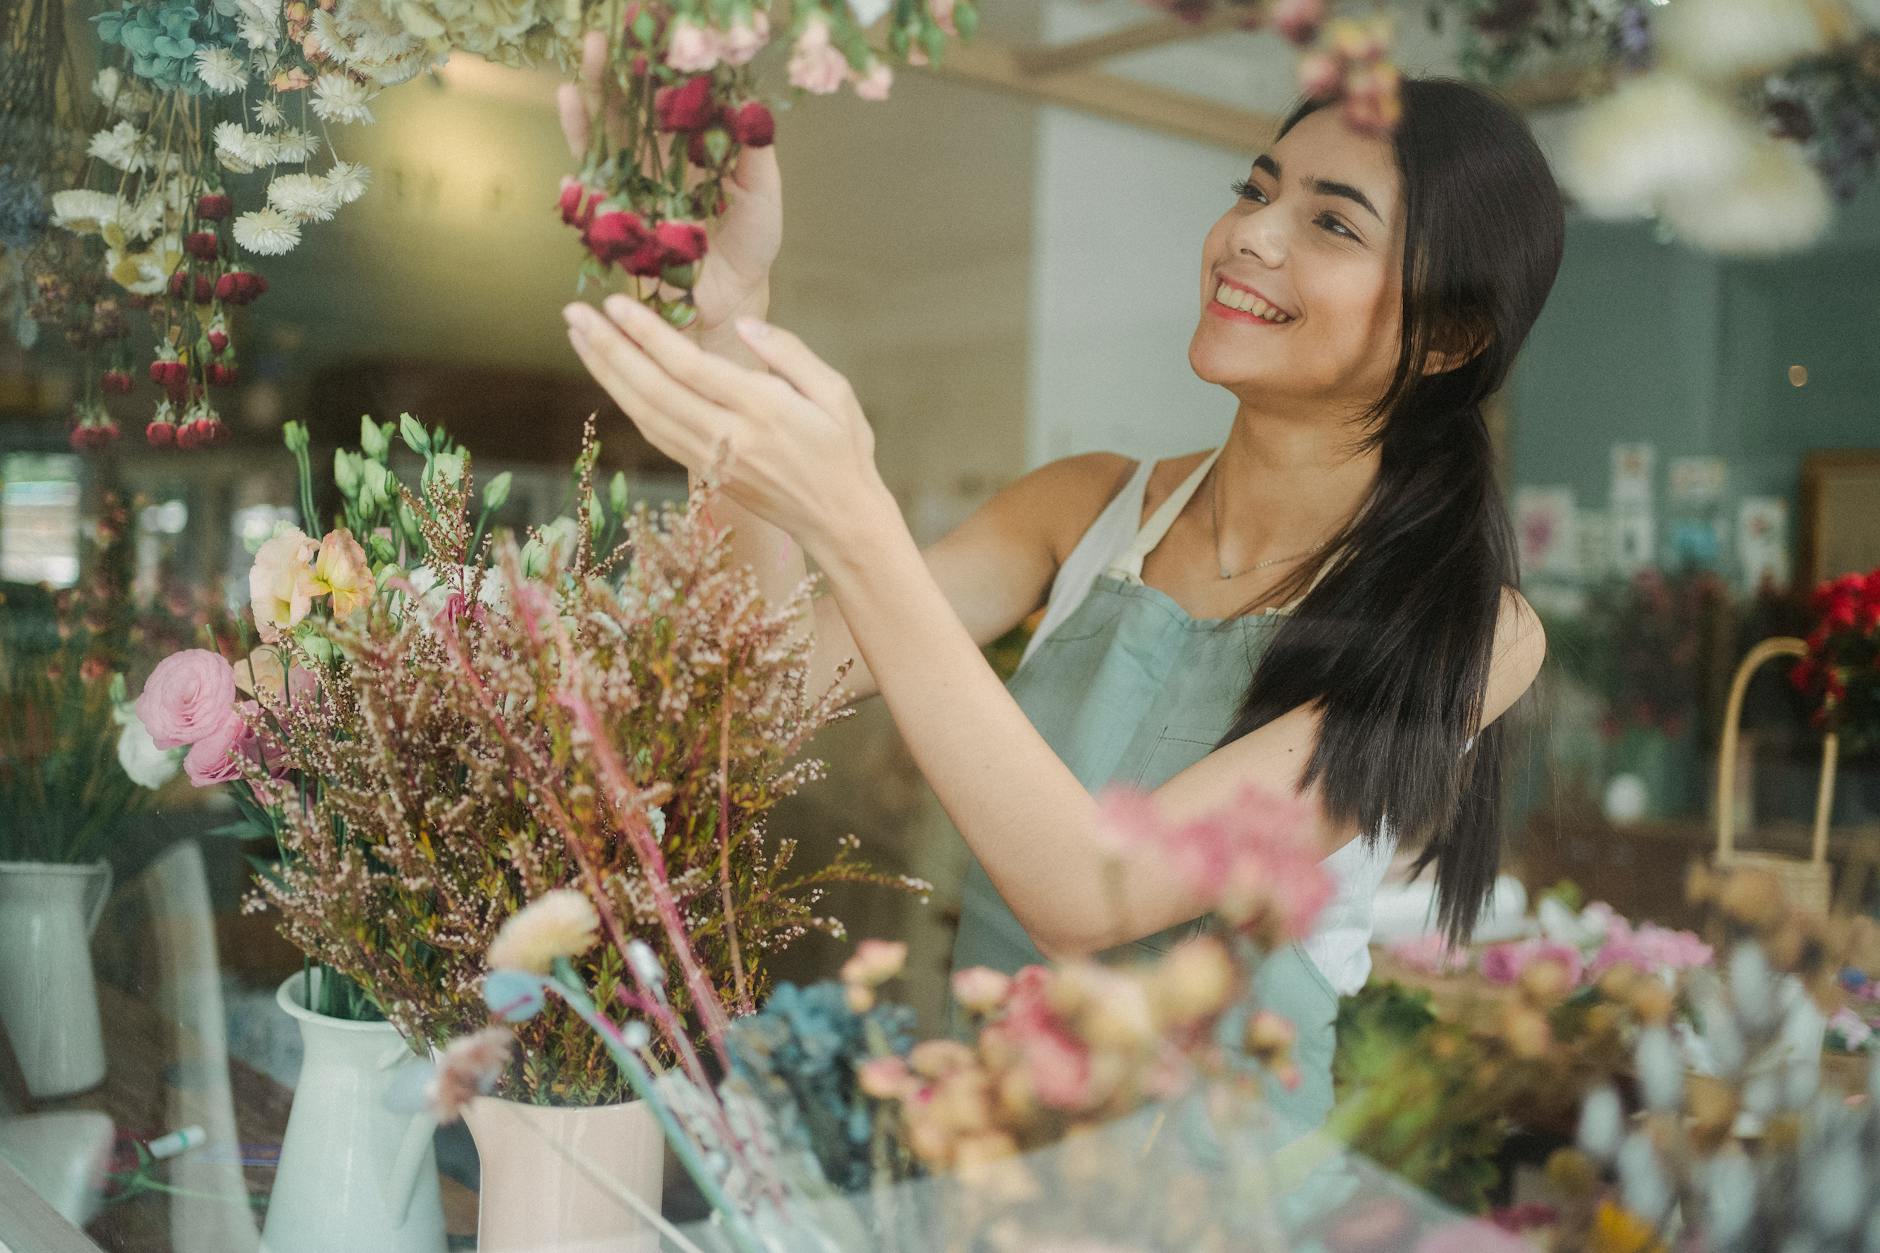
[{"x1": 1252, "y1": 153, "x2": 1384, "y2": 225}]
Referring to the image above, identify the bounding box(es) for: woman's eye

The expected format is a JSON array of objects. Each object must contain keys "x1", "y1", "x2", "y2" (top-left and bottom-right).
[
  {"x1": 1230, "y1": 178, "x2": 1266, "y2": 204},
  {"x1": 1316, "y1": 213, "x2": 1357, "y2": 241}
]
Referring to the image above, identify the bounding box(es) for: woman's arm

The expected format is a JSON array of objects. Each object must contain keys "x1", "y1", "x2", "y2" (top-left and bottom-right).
[
  {"x1": 804, "y1": 453, "x2": 1132, "y2": 704},
  {"x1": 815, "y1": 479, "x2": 1548, "y2": 957}
]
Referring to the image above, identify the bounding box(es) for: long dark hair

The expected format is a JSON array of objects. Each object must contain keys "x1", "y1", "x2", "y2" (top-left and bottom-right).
[{"x1": 1223, "y1": 79, "x2": 1564, "y2": 942}]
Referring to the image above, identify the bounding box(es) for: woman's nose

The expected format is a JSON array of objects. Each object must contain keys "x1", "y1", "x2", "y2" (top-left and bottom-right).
[{"x1": 1231, "y1": 212, "x2": 1287, "y2": 266}]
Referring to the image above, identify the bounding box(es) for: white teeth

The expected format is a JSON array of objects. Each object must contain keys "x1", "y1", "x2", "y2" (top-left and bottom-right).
[{"x1": 1213, "y1": 281, "x2": 1290, "y2": 322}]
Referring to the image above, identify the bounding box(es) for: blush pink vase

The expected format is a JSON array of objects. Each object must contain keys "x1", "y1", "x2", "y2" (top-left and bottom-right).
[{"x1": 461, "y1": 1094, "x2": 665, "y2": 1252}]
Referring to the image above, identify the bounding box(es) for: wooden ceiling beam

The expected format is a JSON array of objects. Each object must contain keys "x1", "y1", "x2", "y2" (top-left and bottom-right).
[
  {"x1": 1014, "y1": 11, "x2": 1247, "y2": 77},
  {"x1": 923, "y1": 38, "x2": 1278, "y2": 153}
]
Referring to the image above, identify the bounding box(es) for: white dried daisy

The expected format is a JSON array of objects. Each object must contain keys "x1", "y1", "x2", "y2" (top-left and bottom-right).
[
  {"x1": 310, "y1": 73, "x2": 375, "y2": 125},
  {"x1": 252, "y1": 96, "x2": 288, "y2": 129},
  {"x1": 233, "y1": 207, "x2": 302, "y2": 256},
  {"x1": 234, "y1": 0, "x2": 280, "y2": 47},
  {"x1": 307, "y1": 10, "x2": 351, "y2": 63},
  {"x1": 264, "y1": 128, "x2": 322, "y2": 163},
  {"x1": 50, "y1": 189, "x2": 125, "y2": 236},
  {"x1": 487, "y1": 890, "x2": 600, "y2": 974},
  {"x1": 117, "y1": 193, "x2": 168, "y2": 242},
  {"x1": 323, "y1": 161, "x2": 370, "y2": 205},
  {"x1": 87, "y1": 121, "x2": 151, "y2": 173},
  {"x1": 267, "y1": 172, "x2": 342, "y2": 222},
  {"x1": 212, "y1": 120, "x2": 270, "y2": 171},
  {"x1": 193, "y1": 47, "x2": 248, "y2": 95}
]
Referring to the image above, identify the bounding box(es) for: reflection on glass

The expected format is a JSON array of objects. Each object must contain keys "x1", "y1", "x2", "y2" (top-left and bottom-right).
[{"x1": 0, "y1": 454, "x2": 82, "y2": 588}]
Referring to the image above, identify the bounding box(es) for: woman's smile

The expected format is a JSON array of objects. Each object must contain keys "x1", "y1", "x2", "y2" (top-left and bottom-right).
[{"x1": 1207, "y1": 279, "x2": 1295, "y2": 326}]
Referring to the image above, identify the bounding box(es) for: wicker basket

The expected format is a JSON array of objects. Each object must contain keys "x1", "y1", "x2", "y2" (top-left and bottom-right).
[{"x1": 1714, "y1": 637, "x2": 1841, "y2": 916}]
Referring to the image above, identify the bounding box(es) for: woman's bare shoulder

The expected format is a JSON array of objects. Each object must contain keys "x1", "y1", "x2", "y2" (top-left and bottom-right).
[{"x1": 1010, "y1": 453, "x2": 1139, "y2": 562}]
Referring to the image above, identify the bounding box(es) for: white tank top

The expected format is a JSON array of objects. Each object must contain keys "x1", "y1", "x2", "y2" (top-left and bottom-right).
[{"x1": 1020, "y1": 448, "x2": 1394, "y2": 997}]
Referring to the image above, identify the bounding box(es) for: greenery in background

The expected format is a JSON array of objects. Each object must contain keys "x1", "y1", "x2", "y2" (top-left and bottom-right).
[{"x1": 0, "y1": 492, "x2": 225, "y2": 863}]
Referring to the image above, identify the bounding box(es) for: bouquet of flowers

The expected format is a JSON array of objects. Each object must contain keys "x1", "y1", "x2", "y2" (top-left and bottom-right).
[
  {"x1": 1790, "y1": 566, "x2": 1880, "y2": 756},
  {"x1": 134, "y1": 415, "x2": 915, "y2": 1096}
]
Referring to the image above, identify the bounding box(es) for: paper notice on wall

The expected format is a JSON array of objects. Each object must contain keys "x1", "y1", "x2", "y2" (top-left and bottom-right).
[
  {"x1": 1611, "y1": 443, "x2": 1656, "y2": 509},
  {"x1": 1514, "y1": 486, "x2": 1579, "y2": 578},
  {"x1": 1668, "y1": 455, "x2": 1727, "y2": 506},
  {"x1": 1738, "y1": 496, "x2": 1791, "y2": 593},
  {"x1": 1612, "y1": 504, "x2": 1655, "y2": 575}
]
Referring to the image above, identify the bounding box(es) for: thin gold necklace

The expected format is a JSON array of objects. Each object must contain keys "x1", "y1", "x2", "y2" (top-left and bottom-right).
[{"x1": 1209, "y1": 466, "x2": 1327, "y2": 581}]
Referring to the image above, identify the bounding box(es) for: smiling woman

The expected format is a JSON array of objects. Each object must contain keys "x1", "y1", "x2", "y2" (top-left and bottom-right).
[{"x1": 562, "y1": 75, "x2": 1559, "y2": 1132}]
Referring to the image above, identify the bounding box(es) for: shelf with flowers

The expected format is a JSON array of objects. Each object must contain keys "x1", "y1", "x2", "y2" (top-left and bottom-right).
[{"x1": 126, "y1": 414, "x2": 920, "y2": 1250}]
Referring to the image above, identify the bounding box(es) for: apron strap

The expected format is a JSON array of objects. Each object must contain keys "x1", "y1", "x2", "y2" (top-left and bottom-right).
[{"x1": 1108, "y1": 447, "x2": 1223, "y2": 582}]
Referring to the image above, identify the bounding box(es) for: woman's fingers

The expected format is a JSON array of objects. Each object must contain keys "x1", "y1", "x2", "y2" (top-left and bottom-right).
[
  {"x1": 730, "y1": 318, "x2": 854, "y2": 418},
  {"x1": 597, "y1": 295, "x2": 793, "y2": 416},
  {"x1": 567, "y1": 304, "x2": 744, "y2": 459}
]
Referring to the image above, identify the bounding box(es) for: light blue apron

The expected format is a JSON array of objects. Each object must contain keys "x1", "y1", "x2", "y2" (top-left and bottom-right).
[{"x1": 949, "y1": 449, "x2": 1340, "y2": 1130}]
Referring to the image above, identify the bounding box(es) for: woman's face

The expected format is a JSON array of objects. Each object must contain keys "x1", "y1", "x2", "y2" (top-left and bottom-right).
[{"x1": 1189, "y1": 107, "x2": 1408, "y2": 417}]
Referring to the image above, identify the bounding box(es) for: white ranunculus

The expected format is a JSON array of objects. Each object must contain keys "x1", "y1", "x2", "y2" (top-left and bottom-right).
[
  {"x1": 1562, "y1": 72, "x2": 1759, "y2": 221},
  {"x1": 1659, "y1": 134, "x2": 1832, "y2": 256},
  {"x1": 115, "y1": 706, "x2": 184, "y2": 789},
  {"x1": 1656, "y1": 0, "x2": 1832, "y2": 82}
]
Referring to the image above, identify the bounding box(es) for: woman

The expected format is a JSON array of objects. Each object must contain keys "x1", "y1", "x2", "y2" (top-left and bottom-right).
[{"x1": 560, "y1": 57, "x2": 1560, "y2": 1128}]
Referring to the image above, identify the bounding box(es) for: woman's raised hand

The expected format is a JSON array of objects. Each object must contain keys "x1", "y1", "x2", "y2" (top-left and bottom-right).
[{"x1": 556, "y1": 30, "x2": 782, "y2": 332}]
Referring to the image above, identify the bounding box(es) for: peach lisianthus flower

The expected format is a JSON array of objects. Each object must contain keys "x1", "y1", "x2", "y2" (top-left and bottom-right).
[
  {"x1": 249, "y1": 525, "x2": 319, "y2": 641},
  {"x1": 487, "y1": 889, "x2": 601, "y2": 974},
  {"x1": 308, "y1": 527, "x2": 372, "y2": 618},
  {"x1": 664, "y1": 19, "x2": 722, "y2": 72}
]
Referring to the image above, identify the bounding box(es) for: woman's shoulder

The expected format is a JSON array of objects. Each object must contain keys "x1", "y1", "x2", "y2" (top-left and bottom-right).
[{"x1": 1006, "y1": 452, "x2": 1140, "y2": 566}]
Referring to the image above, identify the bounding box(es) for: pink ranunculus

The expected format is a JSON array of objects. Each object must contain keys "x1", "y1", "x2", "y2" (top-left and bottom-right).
[
  {"x1": 183, "y1": 701, "x2": 263, "y2": 787},
  {"x1": 249, "y1": 525, "x2": 319, "y2": 642},
  {"x1": 929, "y1": 0, "x2": 957, "y2": 35},
  {"x1": 850, "y1": 59, "x2": 893, "y2": 102},
  {"x1": 664, "y1": 19, "x2": 723, "y2": 73},
  {"x1": 1095, "y1": 782, "x2": 1331, "y2": 942},
  {"x1": 786, "y1": 16, "x2": 848, "y2": 95},
  {"x1": 1387, "y1": 932, "x2": 1469, "y2": 976},
  {"x1": 1478, "y1": 939, "x2": 1584, "y2": 987},
  {"x1": 950, "y1": 966, "x2": 1013, "y2": 1014},
  {"x1": 309, "y1": 527, "x2": 371, "y2": 618},
  {"x1": 720, "y1": 10, "x2": 768, "y2": 65},
  {"x1": 1588, "y1": 917, "x2": 1713, "y2": 979},
  {"x1": 136, "y1": 649, "x2": 237, "y2": 749}
]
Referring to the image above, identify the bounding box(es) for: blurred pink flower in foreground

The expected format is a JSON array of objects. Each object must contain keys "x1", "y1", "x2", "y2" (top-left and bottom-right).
[{"x1": 1095, "y1": 783, "x2": 1331, "y2": 943}]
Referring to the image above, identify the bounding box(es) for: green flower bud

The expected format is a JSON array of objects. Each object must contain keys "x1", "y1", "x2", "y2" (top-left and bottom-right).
[
  {"x1": 398, "y1": 412, "x2": 429, "y2": 455},
  {"x1": 587, "y1": 488, "x2": 605, "y2": 538},
  {"x1": 661, "y1": 262, "x2": 699, "y2": 290},
  {"x1": 396, "y1": 496, "x2": 423, "y2": 547},
  {"x1": 433, "y1": 451, "x2": 464, "y2": 486},
  {"x1": 359, "y1": 414, "x2": 389, "y2": 460},
  {"x1": 366, "y1": 532, "x2": 397, "y2": 566},
  {"x1": 333, "y1": 448, "x2": 361, "y2": 496},
  {"x1": 609, "y1": 471, "x2": 629, "y2": 515},
  {"x1": 520, "y1": 536, "x2": 547, "y2": 580},
  {"x1": 920, "y1": 22, "x2": 946, "y2": 64},
  {"x1": 295, "y1": 628, "x2": 337, "y2": 666},
  {"x1": 282, "y1": 420, "x2": 309, "y2": 454},
  {"x1": 660, "y1": 300, "x2": 699, "y2": 329},
  {"x1": 483, "y1": 471, "x2": 513, "y2": 511}
]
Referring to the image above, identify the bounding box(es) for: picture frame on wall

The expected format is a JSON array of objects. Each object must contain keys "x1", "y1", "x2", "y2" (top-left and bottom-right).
[{"x1": 1799, "y1": 449, "x2": 1880, "y2": 591}]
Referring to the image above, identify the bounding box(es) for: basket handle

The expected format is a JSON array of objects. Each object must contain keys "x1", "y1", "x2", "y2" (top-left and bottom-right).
[{"x1": 1715, "y1": 636, "x2": 1841, "y2": 867}]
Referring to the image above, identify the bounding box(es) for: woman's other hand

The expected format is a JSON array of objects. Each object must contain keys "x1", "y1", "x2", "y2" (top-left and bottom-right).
[{"x1": 555, "y1": 29, "x2": 782, "y2": 332}]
